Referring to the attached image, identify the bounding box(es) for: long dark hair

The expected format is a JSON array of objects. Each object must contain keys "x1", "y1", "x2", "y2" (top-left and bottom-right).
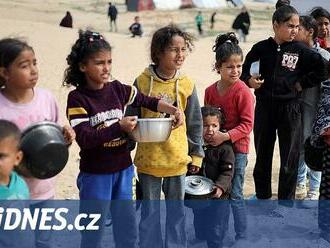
[
  {"x1": 299, "y1": 15, "x2": 318, "y2": 40},
  {"x1": 213, "y1": 32, "x2": 243, "y2": 71},
  {"x1": 272, "y1": 5, "x2": 298, "y2": 24},
  {"x1": 63, "y1": 30, "x2": 111, "y2": 87},
  {"x1": 310, "y1": 7, "x2": 330, "y2": 21},
  {"x1": 0, "y1": 38, "x2": 33, "y2": 86}
]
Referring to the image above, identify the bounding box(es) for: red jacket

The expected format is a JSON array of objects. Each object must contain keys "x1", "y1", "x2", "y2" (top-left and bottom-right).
[{"x1": 204, "y1": 80, "x2": 255, "y2": 154}]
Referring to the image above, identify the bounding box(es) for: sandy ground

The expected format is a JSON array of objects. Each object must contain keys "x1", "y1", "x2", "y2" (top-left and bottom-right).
[{"x1": 0, "y1": 0, "x2": 282, "y2": 199}]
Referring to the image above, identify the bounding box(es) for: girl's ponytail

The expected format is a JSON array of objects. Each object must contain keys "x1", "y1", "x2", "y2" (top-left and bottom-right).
[{"x1": 213, "y1": 32, "x2": 242, "y2": 71}]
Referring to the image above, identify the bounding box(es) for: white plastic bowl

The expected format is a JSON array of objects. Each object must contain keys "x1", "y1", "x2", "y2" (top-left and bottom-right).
[{"x1": 130, "y1": 118, "x2": 172, "y2": 142}]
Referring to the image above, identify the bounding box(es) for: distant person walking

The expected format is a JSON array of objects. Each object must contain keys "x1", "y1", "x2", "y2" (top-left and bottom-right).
[
  {"x1": 232, "y1": 6, "x2": 251, "y2": 42},
  {"x1": 210, "y1": 12, "x2": 216, "y2": 30},
  {"x1": 195, "y1": 11, "x2": 204, "y2": 35},
  {"x1": 107, "y1": 2, "x2": 118, "y2": 32},
  {"x1": 59, "y1": 11, "x2": 73, "y2": 28}
]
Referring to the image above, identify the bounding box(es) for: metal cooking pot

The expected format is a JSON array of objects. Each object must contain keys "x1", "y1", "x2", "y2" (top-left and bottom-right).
[
  {"x1": 20, "y1": 121, "x2": 69, "y2": 179},
  {"x1": 185, "y1": 176, "x2": 215, "y2": 209},
  {"x1": 129, "y1": 118, "x2": 172, "y2": 142},
  {"x1": 185, "y1": 175, "x2": 215, "y2": 199}
]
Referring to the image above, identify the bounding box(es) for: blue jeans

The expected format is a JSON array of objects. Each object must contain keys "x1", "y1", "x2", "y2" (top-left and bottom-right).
[
  {"x1": 297, "y1": 160, "x2": 321, "y2": 191},
  {"x1": 297, "y1": 86, "x2": 321, "y2": 192},
  {"x1": 78, "y1": 166, "x2": 138, "y2": 248},
  {"x1": 30, "y1": 200, "x2": 54, "y2": 248},
  {"x1": 138, "y1": 173, "x2": 186, "y2": 248},
  {"x1": 230, "y1": 153, "x2": 248, "y2": 240}
]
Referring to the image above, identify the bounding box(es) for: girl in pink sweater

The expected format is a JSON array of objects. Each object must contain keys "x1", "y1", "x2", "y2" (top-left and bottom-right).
[{"x1": 204, "y1": 32, "x2": 254, "y2": 243}]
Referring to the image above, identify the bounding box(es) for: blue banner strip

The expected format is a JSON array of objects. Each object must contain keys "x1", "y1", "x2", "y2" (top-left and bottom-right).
[{"x1": 0, "y1": 200, "x2": 329, "y2": 248}]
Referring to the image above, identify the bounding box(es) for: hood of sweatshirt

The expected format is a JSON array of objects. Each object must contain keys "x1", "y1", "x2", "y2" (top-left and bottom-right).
[
  {"x1": 142, "y1": 65, "x2": 186, "y2": 83},
  {"x1": 141, "y1": 65, "x2": 187, "y2": 107}
]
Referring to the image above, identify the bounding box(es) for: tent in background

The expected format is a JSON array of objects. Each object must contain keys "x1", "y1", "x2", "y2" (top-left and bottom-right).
[
  {"x1": 126, "y1": 0, "x2": 154, "y2": 11},
  {"x1": 153, "y1": 0, "x2": 182, "y2": 10},
  {"x1": 181, "y1": 0, "x2": 194, "y2": 8},
  {"x1": 192, "y1": 0, "x2": 226, "y2": 8},
  {"x1": 126, "y1": 0, "x2": 236, "y2": 11}
]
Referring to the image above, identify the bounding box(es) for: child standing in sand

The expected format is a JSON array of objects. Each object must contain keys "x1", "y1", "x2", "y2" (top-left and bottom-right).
[
  {"x1": 294, "y1": 15, "x2": 330, "y2": 202},
  {"x1": 0, "y1": 37, "x2": 75, "y2": 248},
  {"x1": 126, "y1": 24, "x2": 204, "y2": 248},
  {"x1": 241, "y1": 5, "x2": 328, "y2": 201},
  {"x1": 204, "y1": 32, "x2": 254, "y2": 244},
  {"x1": 191, "y1": 106, "x2": 235, "y2": 248},
  {"x1": 64, "y1": 30, "x2": 183, "y2": 248}
]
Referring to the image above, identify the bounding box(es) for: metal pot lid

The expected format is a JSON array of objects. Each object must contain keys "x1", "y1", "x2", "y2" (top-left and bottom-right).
[{"x1": 185, "y1": 175, "x2": 214, "y2": 196}]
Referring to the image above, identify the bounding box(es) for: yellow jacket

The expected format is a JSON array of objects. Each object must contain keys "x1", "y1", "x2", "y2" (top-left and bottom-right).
[{"x1": 126, "y1": 65, "x2": 204, "y2": 177}]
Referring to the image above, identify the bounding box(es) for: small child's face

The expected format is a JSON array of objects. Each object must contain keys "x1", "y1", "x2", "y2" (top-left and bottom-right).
[
  {"x1": 0, "y1": 137, "x2": 23, "y2": 183},
  {"x1": 158, "y1": 35, "x2": 187, "y2": 73},
  {"x1": 79, "y1": 50, "x2": 112, "y2": 90},
  {"x1": 203, "y1": 115, "x2": 220, "y2": 141},
  {"x1": 217, "y1": 54, "x2": 242, "y2": 85},
  {"x1": 1, "y1": 49, "x2": 38, "y2": 90}
]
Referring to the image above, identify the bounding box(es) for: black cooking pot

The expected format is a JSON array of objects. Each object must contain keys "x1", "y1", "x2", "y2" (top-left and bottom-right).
[
  {"x1": 185, "y1": 176, "x2": 214, "y2": 209},
  {"x1": 20, "y1": 121, "x2": 69, "y2": 179}
]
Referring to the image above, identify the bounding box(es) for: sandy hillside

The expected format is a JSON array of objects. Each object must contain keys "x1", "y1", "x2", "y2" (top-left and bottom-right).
[{"x1": 0, "y1": 0, "x2": 282, "y2": 199}]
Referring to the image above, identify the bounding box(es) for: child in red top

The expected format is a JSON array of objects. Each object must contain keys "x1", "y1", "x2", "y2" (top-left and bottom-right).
[{"x1": 204, "y1": 32, "x2": 254, "y2": 242}]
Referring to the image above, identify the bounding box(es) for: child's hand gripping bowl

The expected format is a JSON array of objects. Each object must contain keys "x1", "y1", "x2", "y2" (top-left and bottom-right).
[{"x1": 171, "y1": 108, "x2": 183, "y2": 129}]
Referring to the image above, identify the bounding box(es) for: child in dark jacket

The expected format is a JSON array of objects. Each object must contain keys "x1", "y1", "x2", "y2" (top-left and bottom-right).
[
  {"x1": 241, "y1": 5, "x2": 328, "y2": 201},
  {"x1": 191, "y1": 106, "x2": 235, "y2": 248}
]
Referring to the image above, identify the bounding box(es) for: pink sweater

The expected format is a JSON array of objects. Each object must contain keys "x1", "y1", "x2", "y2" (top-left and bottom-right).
[
  {"x1": 204, "y1": 80, "x2": 255, "y2": 154},
  {"x1": 0, "y1": 88, "x2": 58, "y2": 200}
]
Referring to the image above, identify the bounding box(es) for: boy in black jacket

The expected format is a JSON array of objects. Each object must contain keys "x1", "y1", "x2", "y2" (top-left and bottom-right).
[{"x1": 191, "y1": 106, "x2": 235, "y2": 248}]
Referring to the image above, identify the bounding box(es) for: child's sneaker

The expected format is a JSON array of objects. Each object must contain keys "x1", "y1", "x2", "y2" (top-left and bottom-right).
[
  {"x1": 247, "y1": 194, "x2": 258, "y2": 200},
  {"x1": 295, "y1": 184, "x2": 307, "y2": 199},
  {"x1": 305, "y1": 190, "x2": 320, "y2": 200},
  {"x1": 300, "y1": 190, "x2": 319, "y2": 209}
]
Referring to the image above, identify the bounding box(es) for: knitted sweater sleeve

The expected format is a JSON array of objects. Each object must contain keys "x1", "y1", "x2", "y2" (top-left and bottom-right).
[{"x1": 227, "y1": 87, "x2": 254, "y2": 143}]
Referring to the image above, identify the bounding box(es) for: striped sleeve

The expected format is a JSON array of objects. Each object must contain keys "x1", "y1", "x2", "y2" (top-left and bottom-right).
[
  {"x1": 66, "y1": 91, "x2": 122, "y2": 149},
  {"x1": 126, "y1": 85, "x2": 138, "y2": 106},
  {"x1": 67, "y1": 107, "x2": 89, "y2": 127}
]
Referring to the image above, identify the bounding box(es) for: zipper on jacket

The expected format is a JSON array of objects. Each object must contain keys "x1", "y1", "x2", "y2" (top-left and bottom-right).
[{"x1": 272, "y1": 43, "x2": 282, "y2": 103}]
